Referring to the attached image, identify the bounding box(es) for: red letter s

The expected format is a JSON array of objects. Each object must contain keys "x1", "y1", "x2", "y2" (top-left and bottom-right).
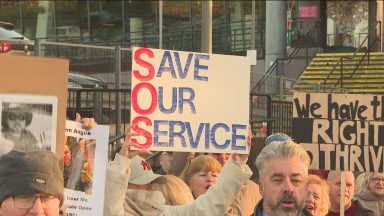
[{"x1": 133, "y1": 48, "x2": 155, "y2": 81}]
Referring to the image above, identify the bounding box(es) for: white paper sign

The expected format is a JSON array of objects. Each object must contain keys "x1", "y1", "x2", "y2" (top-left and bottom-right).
[
  {"x1": 63, "y1": 120, "x2": 109, "y2": 216},
  {"x1": 131, "y1": 47, "x2": 250, "y2": 153}
]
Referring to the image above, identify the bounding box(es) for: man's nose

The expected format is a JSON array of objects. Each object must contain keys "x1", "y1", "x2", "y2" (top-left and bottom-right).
[
  {"x1": 282, "y1": 177, "x2": 294, "y2": 192},
  {"x1": 28, "y1": 197, "x2": 45, "y2": 215}
]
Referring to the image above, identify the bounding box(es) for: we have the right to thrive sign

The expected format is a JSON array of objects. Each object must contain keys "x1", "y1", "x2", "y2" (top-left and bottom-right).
[{"x1": 293, "y1": 92, "x2": 384, "y2": 172}]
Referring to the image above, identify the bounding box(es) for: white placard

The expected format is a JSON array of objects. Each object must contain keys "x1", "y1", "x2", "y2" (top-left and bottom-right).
[
  {"x1": 63, "y1": 120, "x2": 109, "y2": 216},
  {"x1": 131, "y1": 47, "x2": 251, "y2": 153}
]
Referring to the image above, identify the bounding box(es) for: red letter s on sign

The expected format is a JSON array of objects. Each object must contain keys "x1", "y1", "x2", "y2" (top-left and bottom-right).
[
  {"x1": 133, "y1": 48, "x2": 155, "y2": 81},
  {"x1": 131, "y1": 116, "x2": 153, "y2": 149}
]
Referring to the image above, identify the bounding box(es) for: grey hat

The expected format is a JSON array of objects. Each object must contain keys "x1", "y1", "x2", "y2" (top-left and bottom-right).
[{"x1": 0, "y1": 150, "x2": 64, "y2": 204}]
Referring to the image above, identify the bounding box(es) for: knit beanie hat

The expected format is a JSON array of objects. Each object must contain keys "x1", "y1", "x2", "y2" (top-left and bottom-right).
[{"x1": 0, "y1": 150, "x2": 64, "y2": 204}]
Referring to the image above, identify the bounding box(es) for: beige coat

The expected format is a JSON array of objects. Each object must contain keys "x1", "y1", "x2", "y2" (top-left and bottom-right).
[{"x1": 104, "y1": 154, "x2": 252, "y2": 216}]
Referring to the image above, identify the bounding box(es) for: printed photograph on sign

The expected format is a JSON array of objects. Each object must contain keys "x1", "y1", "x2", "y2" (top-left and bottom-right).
[
  {"x1": 0, "y1": 94, "x2": 57, "y2": 156},
  {"x1": 130, "y1": 47, "x2": 250, "y2": 154},
  {"x1": 64, "y1": 136, "x2": 96, "y2": 195},
  {"x1": 64, "y1": 120, "x2": 109, "y2": 216}
]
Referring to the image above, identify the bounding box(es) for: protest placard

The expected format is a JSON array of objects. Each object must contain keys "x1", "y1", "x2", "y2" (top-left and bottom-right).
[
  {"x1": 0, "y1": 94, "x2": 57, "y2": 156},
  {"x1": 293, "y1": 92, "x2": 384, "y2": 172},
  {"x1": 0, "y1": 55, "x2": 68, "y2": 159},
  {"x1": 63, "y1": 120, "x2": 109, "y2": 216},
  {"x1": 131, "y1": 47, "x2": 250, "y2": 153}
]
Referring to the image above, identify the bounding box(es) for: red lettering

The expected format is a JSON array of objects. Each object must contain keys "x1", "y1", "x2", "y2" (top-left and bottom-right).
[
  {"x1": 132, "y1": 82, "x2": 157, "y2": 115},
  {"x1": 133, "y1": 48, "x2": 155, "y2": 81},
  {"x1": 131, "y1": 116, "x2": 153, "y2": 149},
  {"x1": 141, "y1": 160, "x2": 152, "y2": 171}
]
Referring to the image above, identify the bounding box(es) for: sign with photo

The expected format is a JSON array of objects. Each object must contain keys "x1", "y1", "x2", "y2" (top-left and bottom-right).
[
  {"x1": 131, "y1": 47, "x2": 251, "y2": 153},
  {"x1": 0, "y1": 55, "x2": 68, "y2": 158},
  {"x1": 0, "y1": 95, "x2": 57, "y2": 156},
  {"x1": 293, "y1": 92, "x2": 384, "y2": 172},
  {"x1": 63, "y1": 120, "x2": 109, "y2": 216}
]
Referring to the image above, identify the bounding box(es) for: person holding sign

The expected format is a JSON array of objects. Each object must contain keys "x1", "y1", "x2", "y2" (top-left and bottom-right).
[
  {"x1": 353, "y1": 172, "x2": 384, "y2": 216},
  {"x1": 104, "y1": 127, "x2": 252, "y2": 216},
  {"x1": 0, "y1": 150, "x2": 63, "y2": 216},
  {"x1": 252, "y1": 140, "x2": 312, "y2": 216},
  {"x1": 327, "y1": 171, "x2": 374, "y2": 216}
]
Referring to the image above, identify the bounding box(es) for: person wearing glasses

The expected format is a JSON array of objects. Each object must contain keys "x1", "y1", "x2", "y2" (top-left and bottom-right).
[
  {"x1": 0, "y1": 150, "x2": 63, "y2": 216},
  {"x1": 354, "y1": 172, "x2": 384, "y2": 216},
  {"x1": 1, "y1": 103, "x2": 40, "y2": 155}
]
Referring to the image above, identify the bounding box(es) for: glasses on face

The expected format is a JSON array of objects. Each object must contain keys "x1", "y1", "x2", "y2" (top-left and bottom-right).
[
  {"x1": 12, "y1": 195, "x2": 61, "y2": 209},
  {"x1": 371, "y1": 177, "x2": 384, "y2": 184},
  {"x1": 8, "y1": 114, "x2": 26, "y2": 121}
]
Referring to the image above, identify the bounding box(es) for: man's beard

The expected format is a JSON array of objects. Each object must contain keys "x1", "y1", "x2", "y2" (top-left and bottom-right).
[{"x1": 268, "y1": 192, "x2": 304, "y2": 216}]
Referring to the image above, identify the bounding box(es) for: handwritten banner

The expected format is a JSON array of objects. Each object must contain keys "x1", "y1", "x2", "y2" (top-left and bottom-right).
[
  {"x1": 130, "y1": 47, "x2": 250, "y2": 153},
  {"x1": 293, "y1": 92, "x2": 384, "y2": 172}
]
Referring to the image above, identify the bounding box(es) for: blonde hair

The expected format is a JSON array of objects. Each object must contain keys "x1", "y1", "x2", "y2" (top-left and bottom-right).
[
  {"x1": 354, "y1": 172, "x2": 373, "y2": 197},
  {"x1": 308, "y1": 175, "x2": 330, "y2": 216},
  {"x1": 181, "y1": 155, "x2": 222, "y2": 185},
  {"x1": 152, "y1": 175, "x2": 194, "y2": 205},
  {"x1": 255, "y1": 140, "x2": 310, "y2": 179}
]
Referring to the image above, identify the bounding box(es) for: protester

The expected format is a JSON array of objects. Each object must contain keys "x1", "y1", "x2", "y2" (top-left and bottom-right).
[
  {"x1": 181, "y1": 155, "x2": 222, "y2": 198},
  {"x1": 152, "y1": 175, "x2": 194, "y2": 205},
  {"x1": 354, "y1": 172, "x2": 384, "y2": 216},
  {"x1": 0, "y1": 112, "x2": 94, "y2": 216},
  {"x1": 305, "y1": 174, "x2": 330, "y2": 216},
  {"x1": 253, "y1": 140, "x2": 311, "y2": 216},
  {"x1": 155, "y1": 151, "x2": 173, "y2": 175},
  {"x1": 327, "y1": 171, "x2": 375, "y2": 216},
  {"x1": 103, "y1": 126, "x2": 252, "y2": 216},
  {"x1": 0, "y1": 150, "x2": 63, "y2": 216}
]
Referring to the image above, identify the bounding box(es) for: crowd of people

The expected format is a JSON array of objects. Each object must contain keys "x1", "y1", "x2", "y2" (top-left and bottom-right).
[{"x1": 2, "y1": 116, "x2": 384, "y2": 216}]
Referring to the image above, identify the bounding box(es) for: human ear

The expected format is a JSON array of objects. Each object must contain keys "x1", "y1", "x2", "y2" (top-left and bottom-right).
[{"x1": 259, "y1": 180, "x2": 264, "y2": 196}]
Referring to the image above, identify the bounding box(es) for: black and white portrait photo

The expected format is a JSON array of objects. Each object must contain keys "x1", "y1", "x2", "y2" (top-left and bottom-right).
[{"x1": 0, "y1": 95, "x2": 57, "y2": 156}]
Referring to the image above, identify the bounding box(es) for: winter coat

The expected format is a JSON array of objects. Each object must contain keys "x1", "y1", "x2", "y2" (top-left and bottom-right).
[{"x1": 104, "y1": 154, "x2": 252, "y2": 216}]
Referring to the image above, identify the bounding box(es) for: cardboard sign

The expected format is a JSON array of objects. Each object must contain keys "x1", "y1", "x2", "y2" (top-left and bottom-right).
[
  {"x1": 293, "y1": 92, "x2": 384, "y2": 172},
  {"x1": 63, "y1": 120, "x2": 109, "y2": 216},
  {"x1": 0, "y1": 55, "x2": 68, "y2": 161},
  {"x1": 131, "y1": 47, "x2": 250, "y2": 153}
]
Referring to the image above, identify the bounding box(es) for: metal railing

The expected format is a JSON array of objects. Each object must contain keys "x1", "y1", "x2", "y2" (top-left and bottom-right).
[
  {"x1": 322, "y1": 35, "x2": 369, "y2": 88},
  {"x1": 40, "y1": 19, "x2": 266, "y2": 55},
  {"x1": 251, "y1": 21, "x2": 321, "y2": 95},
  {"x1": 323, "y1": 21, "x2": 382, "y2": 90}
]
